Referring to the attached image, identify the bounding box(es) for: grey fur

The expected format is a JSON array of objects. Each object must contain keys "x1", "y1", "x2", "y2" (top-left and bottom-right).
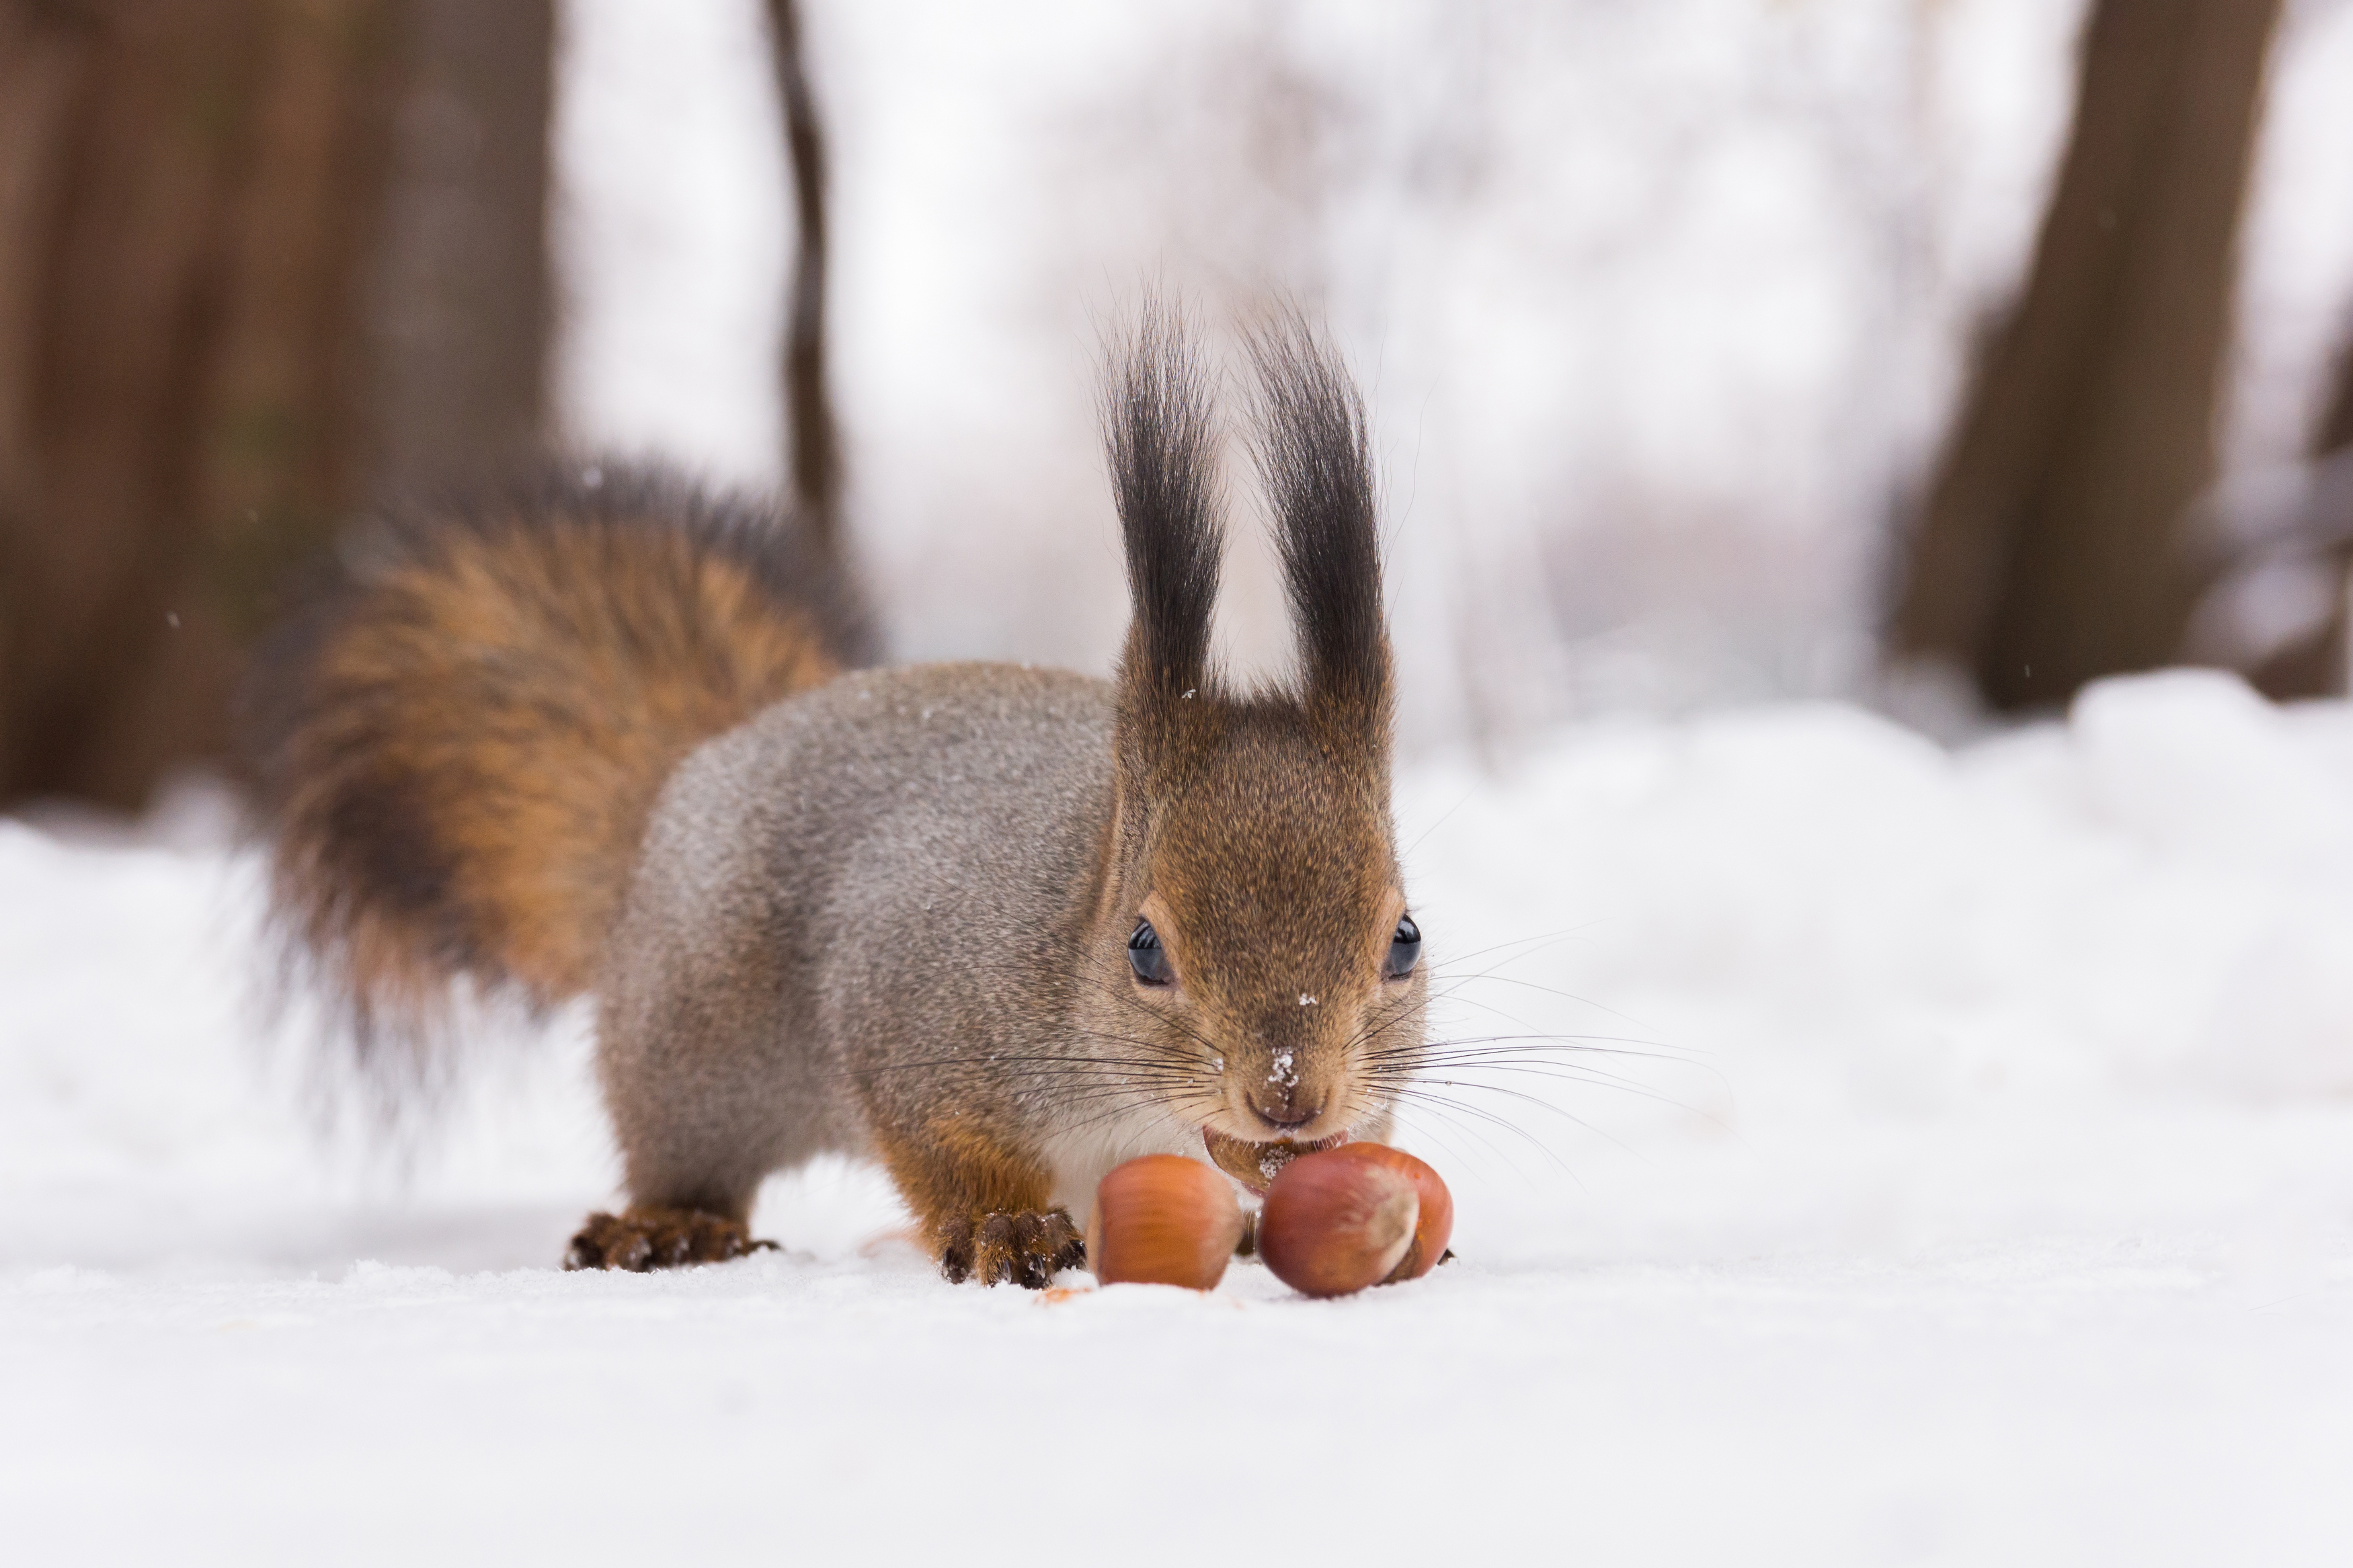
[
  {"x1": 604, "y1": 664, "x2": 1138, "y2": 1216},
  {"x1": 599, "y1": 655, "x2": 1418, "y2": 1225}
]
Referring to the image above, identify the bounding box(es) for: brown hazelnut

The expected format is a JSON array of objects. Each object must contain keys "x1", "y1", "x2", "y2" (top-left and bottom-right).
[
  {"x1": 1257, "y1": 1149, "x2": 1421, "y2": 1298},
  {"x1": 1086, "y1": 1155, "x2": 1244, "y2": 1290},
  {"x1": 1321, "y1": 1143, "x2": 1453, "y2": 1282}
]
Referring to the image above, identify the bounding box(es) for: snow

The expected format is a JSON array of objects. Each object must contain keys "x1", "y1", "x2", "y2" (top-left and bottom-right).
[{"x1": 6, "y1": 669, "x2": 2353, "y2": 1563}]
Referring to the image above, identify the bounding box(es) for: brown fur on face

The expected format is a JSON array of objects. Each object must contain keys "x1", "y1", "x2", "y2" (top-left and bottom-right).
[
  {"x1": 1098, "y1": 309, "x2": 1427, "y2": 1160},
  {"x1": 237, "y1": 464, "x2": 873, "y2": 1065},
  {"x1": 1115, "y1": 703, "x2": 1427, "y2": 1148}
]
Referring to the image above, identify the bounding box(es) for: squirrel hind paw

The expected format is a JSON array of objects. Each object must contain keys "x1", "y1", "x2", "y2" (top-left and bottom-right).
[
  {"x1": 939, "y1": 1209, "x2": 1086, "y2": 1288},
  {"x1": 564, "y1": 1207, "x2": 779, "y2": 1272}
]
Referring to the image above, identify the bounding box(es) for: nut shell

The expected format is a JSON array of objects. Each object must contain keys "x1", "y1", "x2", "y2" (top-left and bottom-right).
[
  {"x1": 1086, "y1": 1155, "x2": 1244, "y2": 1290},
  {"x1": 1258, "y1": 1150, "x2": 1421, "y2": 1298},
  {"x1": 1322, "y1": 1143, "x2": 1453, "y2": 1282}
]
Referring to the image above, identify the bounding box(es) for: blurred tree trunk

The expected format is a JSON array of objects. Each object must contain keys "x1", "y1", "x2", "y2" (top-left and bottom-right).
[
  {"x1": 2246, "y1": 341, "x2": 2353, "y2": 699},
  {"x1": 1889, "y1": 0, "x2": 2281, "y2": 712},
  {"x1": 366, "y1": 0, "x2": 551, "y2": 499},
  {"x1": 0, "y1": 0, "x2": 551, "y2": 811},
  {"x1": 767, "y1": 0, "x2": 840, "y2": 553}
]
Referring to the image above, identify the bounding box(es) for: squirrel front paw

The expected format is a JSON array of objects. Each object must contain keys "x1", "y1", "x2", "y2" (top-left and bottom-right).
[
  {"x1": 563, "y1": 1206, "x2": 779, "y2": 1272},
  {"x1": 938, "y1": 1208, "x2": 1086, "y2": 1288}
]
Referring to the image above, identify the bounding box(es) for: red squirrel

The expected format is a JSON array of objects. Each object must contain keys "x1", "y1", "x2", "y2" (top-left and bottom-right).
[{"x1": 239, "y1": 312, "x2": 1431, "y2": 1286}]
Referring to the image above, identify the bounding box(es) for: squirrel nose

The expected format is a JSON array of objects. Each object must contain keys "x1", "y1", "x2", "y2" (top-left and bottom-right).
[{"x1": 1248, "y1": 1089, "x2": 1320, "y2": 1132}]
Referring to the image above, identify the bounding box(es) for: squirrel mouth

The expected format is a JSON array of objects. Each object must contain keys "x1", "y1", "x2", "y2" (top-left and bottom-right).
[{"x1": 1202, "y1": 1126, "x2": 1353, "y2": 1194}]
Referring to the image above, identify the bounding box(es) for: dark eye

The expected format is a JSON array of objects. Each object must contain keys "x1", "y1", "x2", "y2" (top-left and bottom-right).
[
  {"x1": 1127, "y1": 918, "x2": 1174, "y2": 986},
  {"x1": 1384, "y1": 914, "x2": 1421, "y2": 979}
]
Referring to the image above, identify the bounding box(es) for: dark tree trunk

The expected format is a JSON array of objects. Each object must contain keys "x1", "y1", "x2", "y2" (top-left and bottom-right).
[
  {"x1": 0, "y1": 0, "x2": 360, "y2": 810},
  {"x1": 1889, "y1": 0, "x2": 2282, "y2": 712},
  {"x1": 0, "y1": 0, "x2": 552, "y2": 811},
  {"x1": 768, "y1": 0, "x2": 840, "y2": 553},
  {"x1": 364, "y1": 0, "x2": 553, "y2": 500}
]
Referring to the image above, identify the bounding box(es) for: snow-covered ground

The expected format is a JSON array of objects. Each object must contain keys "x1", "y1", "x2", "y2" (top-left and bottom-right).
[{"x1": 6, "y1": 670, "x2": 2353, "y2": 1563}]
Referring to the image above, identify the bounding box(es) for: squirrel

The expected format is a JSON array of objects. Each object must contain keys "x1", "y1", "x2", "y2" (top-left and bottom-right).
[{"x1": 237, "y1": 313, "x2": 1431, "y2": 1287}]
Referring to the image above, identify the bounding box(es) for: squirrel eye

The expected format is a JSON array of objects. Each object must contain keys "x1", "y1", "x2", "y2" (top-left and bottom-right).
[
  {"x1": 1384, "y1": 914, "x2": 1422, "y2": 979},
  {"x1": 1127, "y1": 918, "x2": 1174, "y2": 986}
]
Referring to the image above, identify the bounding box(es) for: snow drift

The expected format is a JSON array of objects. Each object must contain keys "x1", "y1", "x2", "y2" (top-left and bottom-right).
[{"x1": 5, "y1": 670, "x2": 2351, "y2": 1563}]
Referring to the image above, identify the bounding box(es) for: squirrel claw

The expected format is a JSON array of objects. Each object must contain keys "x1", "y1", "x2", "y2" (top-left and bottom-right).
[
  {"x1": 564, "y1": 1207, "x2": 777, "y2": 1272},
  {"x1": 939, "y1": 1208, "x2": 1086, "y2": 1288}
]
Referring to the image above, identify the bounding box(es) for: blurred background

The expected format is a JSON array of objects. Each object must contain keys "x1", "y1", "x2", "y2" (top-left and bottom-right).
[
  {"x1": 9, "y1": 18, "x2": 2353, "y2": 1544},
  {"x1": 3, "y1": 0, "x2": 2352, "y2": 813}
]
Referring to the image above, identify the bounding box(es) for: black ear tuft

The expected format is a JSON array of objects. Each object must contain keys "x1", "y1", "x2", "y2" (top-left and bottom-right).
[
  {"x1": 1105, "y1": 302, "x2": 1226, "y2": 714},
  {"x1": 1247, "y1": 313, "x2": 1391, "y2": 741}
]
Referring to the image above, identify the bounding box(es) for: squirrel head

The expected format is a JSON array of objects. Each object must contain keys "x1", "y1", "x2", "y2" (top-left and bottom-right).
[{"x1": 1099, "y1": 308, "x2": 1426, "y2": 1181}]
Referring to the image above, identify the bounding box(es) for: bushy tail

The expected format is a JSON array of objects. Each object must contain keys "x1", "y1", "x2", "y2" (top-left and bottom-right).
[{"x1": 238, "y1": 464, "x2": 875, "y2": 1057}]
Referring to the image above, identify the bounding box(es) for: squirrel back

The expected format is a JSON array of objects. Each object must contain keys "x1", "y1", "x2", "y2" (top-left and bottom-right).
[{"x1": 237, "y1": 466, "x2": 874, "y2": 1055}]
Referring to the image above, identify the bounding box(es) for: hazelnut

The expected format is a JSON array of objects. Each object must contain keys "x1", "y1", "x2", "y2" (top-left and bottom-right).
[
  {"x1": 1321, "y1": 1143, "x2": 1453, "y2": 1282},
  {"x1": 1257, "y1": 1150, "x2": 1421, "y2": 1298},
  {"x1": 1086, "y1": 1155, "x2": 1245, "y2": 1290}
]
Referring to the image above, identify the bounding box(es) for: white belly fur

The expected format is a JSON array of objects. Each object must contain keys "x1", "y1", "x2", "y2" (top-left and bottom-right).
[{"x1": 1039, "y1": 1106, "x2": 1214, "y2": 1217}]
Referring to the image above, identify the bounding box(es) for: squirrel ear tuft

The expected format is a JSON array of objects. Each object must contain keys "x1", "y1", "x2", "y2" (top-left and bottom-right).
[
  {"x1": 1247, "y1": 312, "x2": 1392, "y2": 755},
  {"x1": 1104, "y1": 301, "x2": 1226, "y2": 782}
]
